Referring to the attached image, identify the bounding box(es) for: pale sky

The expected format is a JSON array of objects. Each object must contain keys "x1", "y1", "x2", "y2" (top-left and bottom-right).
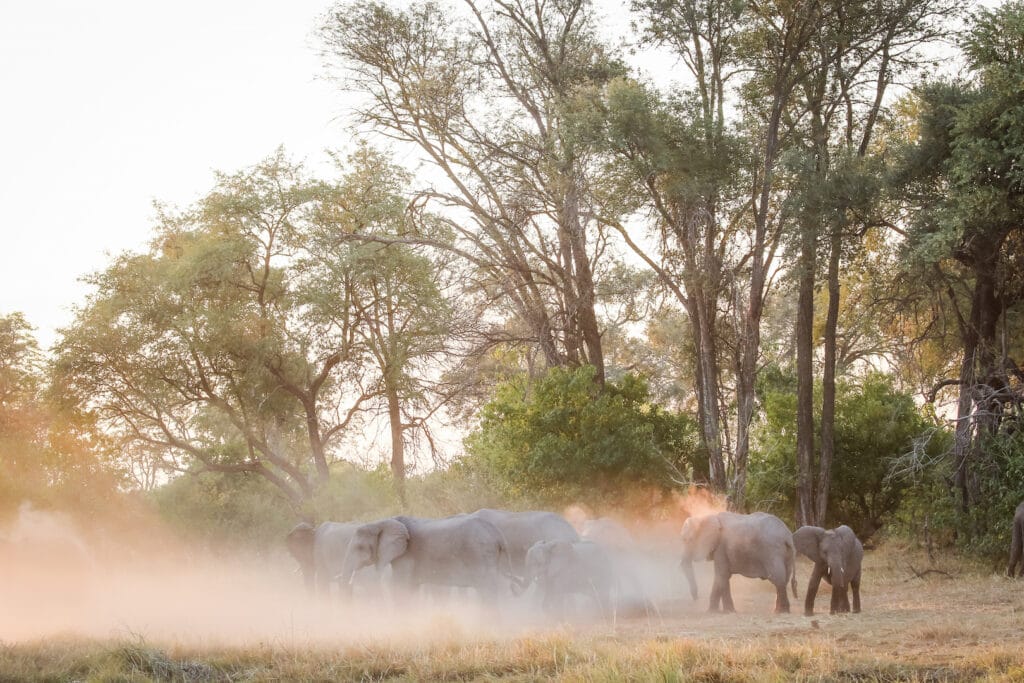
[{"x1": 0, "y1": 1, "x2": 341, "y2": 349}]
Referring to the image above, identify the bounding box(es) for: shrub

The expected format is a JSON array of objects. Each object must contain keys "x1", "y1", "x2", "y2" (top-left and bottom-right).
[
  {"x1": 463, "y1": 365, "x2": 699, "y2": 508},
  {"x1": 748, "y1": 371, "x2": 943, "y2": 537}
]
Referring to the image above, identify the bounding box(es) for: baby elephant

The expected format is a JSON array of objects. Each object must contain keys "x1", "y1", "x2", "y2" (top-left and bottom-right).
[
  {"x1": 522, "y1": 539, "x2": 615, "y2": 618},
  {"x1": 793, "y1": 525, "x2": 863, "y2": 616}
]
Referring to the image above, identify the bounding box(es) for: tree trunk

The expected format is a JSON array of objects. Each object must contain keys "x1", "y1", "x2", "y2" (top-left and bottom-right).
[
  {"x1": 564, "y1": 176, "x2": 605, "y2": 385},
  {"x1": 795, "y1": 218, "x2": 817, "y2": 527},
  {"x1": 386, "y1": 379, "x2": 406, "y2": 503},
  {"x1": 816, "y1": 225, "x2": 842, "y2": 525}
]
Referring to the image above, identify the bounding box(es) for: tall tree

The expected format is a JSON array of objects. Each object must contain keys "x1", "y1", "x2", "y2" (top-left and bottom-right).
[
  {"x1": 55, "y1": 151, "x2": 451, "y2": 508},
  {"x1": 603, "y1": 0, "x2": 747, "y2": 491},
  {"x1": 320, "y1": 0, "x2": 629, "y2": 383},
  {"x1": 896, "y1": 1, "x2": 1024, "y2": 511}
]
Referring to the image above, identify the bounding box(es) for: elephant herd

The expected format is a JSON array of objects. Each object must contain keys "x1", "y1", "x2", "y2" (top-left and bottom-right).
[{"x1": 286, "y1": 507, "x2": 882, "y2": 619}]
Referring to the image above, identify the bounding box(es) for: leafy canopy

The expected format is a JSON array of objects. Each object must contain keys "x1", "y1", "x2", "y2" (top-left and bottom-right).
[{"x1": 464, "y1": 365, "x2": 699, "y2": 508}]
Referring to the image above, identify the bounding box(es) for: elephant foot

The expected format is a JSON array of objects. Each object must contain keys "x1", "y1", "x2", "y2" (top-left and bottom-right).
[
  {"x1": 774, "y1": 607, "x2": 790, "y2": 614},
  {"x1": 853, "y1": 608, "x2": 861, "y2": 614},
  {"x1": 804, "y1": 610, "x2": 814, "y2": 617}
]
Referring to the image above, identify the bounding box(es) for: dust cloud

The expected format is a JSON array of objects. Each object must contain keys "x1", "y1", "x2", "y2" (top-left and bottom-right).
[{"x1": 0, "y1": 490, "x2": 781, "y2": 648}]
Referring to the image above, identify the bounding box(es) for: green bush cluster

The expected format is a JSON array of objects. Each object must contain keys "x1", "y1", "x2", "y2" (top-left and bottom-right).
[
  {"x1": 892, "y1": 430, "x2": 1024, "y2": 565},
  {"x1": 747, "y1": 371, "x2": 944, "y2": 538},
  {"x1": 463, "y1": 366, "x2": 699, "y2": 508}
]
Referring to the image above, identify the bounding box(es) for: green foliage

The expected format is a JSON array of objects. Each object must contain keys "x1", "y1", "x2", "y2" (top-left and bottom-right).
[
  {"x1": 0, "y1": 312, "x2": 117, "y2": 519},
  {"x1": 464, "y1": 366, "x2": 699, "y2": 508},
  {"x1": 151, "y1": 462, "x2": 403, "y2": 553},
  {"x1": 897, "y1": 431, "x2": 1024, "y2": 563},
  {"x1": 748, "y1": 371, "x2": 943, "y2": 536}
]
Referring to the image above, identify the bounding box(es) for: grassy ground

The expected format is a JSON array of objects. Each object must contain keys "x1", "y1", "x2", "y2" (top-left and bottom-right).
[{"x1": 1, "y1": 544, "x2": 1022, "y2": 682}]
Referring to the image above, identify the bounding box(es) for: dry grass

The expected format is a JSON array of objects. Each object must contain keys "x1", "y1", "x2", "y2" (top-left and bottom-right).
[{"x1": 2, "y1": 543, "x2": 1023, "y2": 681}]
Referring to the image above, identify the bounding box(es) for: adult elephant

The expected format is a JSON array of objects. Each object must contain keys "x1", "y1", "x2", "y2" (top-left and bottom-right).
[
  {"x1": 1008, "y1": 501, "x2": 1024, "y2": 578},
  {"x1": 793, "y1": 525, "x2": 863, "y2": 615},
  {"x1": 285, "y1": 521, "x2": 377, "y2": 597},
  {"x1": 521, "y1": 539, "x2": 614, "y2": 618},
  {"x1": 680, "y1": 511, "x2": 797, "y2": 614},
  {"x1": 469, "y1": 509, "x2": 579, "y2": 576},
  {"x1": 339, "y1": 515, "x2": 516, "y2": 601}
]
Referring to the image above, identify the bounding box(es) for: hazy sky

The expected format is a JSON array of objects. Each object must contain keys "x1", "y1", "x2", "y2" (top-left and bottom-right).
[{"x1": 0, "y1": 1, "x2": 341, "y2": 349}]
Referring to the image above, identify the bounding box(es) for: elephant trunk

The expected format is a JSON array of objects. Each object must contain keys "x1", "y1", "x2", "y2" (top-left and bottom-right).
[
  {"x1": 509, "y1": 575, "x2": 530, "y2": 597},
  {"x1": 338, "y1": 554, "x2": 360, "y2": 588},
  {"x1": 680, "y1": 556, "x2": 698, "y2": 601}
]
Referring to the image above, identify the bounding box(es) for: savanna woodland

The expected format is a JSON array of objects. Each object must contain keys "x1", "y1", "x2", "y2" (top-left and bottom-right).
[{"x1": 3, "y1": 0, "x2": 1024, "y2": 680}]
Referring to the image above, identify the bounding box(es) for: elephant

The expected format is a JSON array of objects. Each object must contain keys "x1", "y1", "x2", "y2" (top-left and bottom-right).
[
  {"x1": 793, "y1": 525, "x2": 863, "y2": 615},
  {"x1": 522, "y1": 539, "x2": 615, "y2": 618},
  {"x1": 338, "y1": 515, "x2": 516, "y2": 602},
  {"x1": 680, "y1": 511, "x2": 798, "y2": 614},
  {"x1": 468, "y1": 508, "x2": 579, "y2": 577},
  {"x1": 1008, "y1": 501, "x2": 1024, "y2": 578},
  {"x1": 285, "y1": 521, "x2": 380, "y2": 597}
]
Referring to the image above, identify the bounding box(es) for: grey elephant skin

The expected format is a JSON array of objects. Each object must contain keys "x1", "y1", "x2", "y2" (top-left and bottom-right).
[
  {"x1": 523, "y1": 539, "x2": 615, "y2": 618},
  {"x1": 793, "y1": 525, "x2": 863, "y2": 615},
  {"x1": 469, "y1": 509, "x2": 579, "y2": 576},
  {"x1": 1008, "y1": 501, "x2": 1024, "y2": 577},
  {"x1": 680, "y1": 511, "x2": 798, "y2": 613},
  {"x1": 286, "y1": 521, "x2": 378, "y2": 597},
  {"x1": 339, "y1": 515, "x2": 514, "y2": 600}
]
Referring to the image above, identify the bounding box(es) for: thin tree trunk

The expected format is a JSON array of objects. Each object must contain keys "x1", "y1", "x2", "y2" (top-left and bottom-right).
[
  {"x1": 816, "y1": 225, "x2": 842, "y2": 525},
  {"x1": 386, "y1": 379, "x2": 406, "y2": 503},
  {"x1": 795, "y1": 218, "x2": 817, "y2": 527}
]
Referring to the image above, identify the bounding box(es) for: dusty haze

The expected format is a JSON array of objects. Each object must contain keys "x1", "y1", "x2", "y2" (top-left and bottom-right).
[{"x1": 0, "y1": 492, "x2": 792, "y2": 648}]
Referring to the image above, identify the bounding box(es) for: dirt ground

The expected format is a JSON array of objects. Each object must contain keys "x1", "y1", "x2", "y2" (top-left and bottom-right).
[{"x1": 2, "y1": 539, "x2": 1023, "y2": 680}]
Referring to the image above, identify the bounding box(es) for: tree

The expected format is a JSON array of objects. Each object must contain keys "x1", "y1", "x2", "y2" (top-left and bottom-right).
[
  {"x1": 320, "y1": 0, "x2": 633, "y2": 384},
  {"x1": 464, "y1": 365, "x2": 699, "y2": 507},
  {"x1": 314, "y1": 149, "x2": 468, "y2": 496},
  {"x1": 779, "y1": 0, "x2": 955, "y2": 526},
  {"x1": 0, "y1": 312, "x2": 115, "y2": 515},
  {"x1": 895, "y1": 1, "x2": 1024, "y2": 511},
  {"x1": 0, "y1": 313, "x2": 48, "y2": 509},
  {"x1": 749, "y1": 371, "x2": 939, "y2": 537},
  {"x1": 55, "y1": 150, "x2": 454, "y2": 509}
]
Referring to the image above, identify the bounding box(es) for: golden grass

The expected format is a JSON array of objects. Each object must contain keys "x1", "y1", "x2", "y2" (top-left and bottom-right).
[{"x1": 1, "y1": 543, "x2": 1023, "y2": 681}]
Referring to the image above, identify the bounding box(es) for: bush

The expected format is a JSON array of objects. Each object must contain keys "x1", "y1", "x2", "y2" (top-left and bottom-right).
[
  {"x1": 463, "y1": 365, "x2": 700, "y2": 508},
  {"x1": 748, "y1": 371, "x2": 943, "y2": 537},
  {"x1": 893, "y1": 429, "x2": 1024, "y2": 566},
  {"x1": 150, "y1": 462, "x2": 402, "y2": 555}
]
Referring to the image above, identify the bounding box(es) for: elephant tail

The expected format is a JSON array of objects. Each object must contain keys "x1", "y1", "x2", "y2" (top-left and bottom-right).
[{"x1": 788, "y1": 540, "x2": 799, "y2": 598}]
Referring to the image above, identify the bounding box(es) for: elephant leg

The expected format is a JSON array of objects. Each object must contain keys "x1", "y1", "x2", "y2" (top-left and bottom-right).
[
  {"x1": 707, "y1": 577, "x2": 723, "y2": 612},
  {"x1": 1007, "y1": 525, "x2": 1022, "y2": 577},
  {"x1": 851, "y1": 578, "x2": 861, "y2": 613},
  {"x1": 804, "y1": 563, "x2": 825, "y2": 616},
  {"x1": 315, "y1": 573, "x2": 331, "y2": 599},
  {"x1": 719, "y1": 576, "x2": 736, "y2": 613},
  {"x1": 773, "y1": 580, "x2": 790, "y2": 614},
  {"x1": 541, "y1": 584, "x2": 560, "y2": 618}
]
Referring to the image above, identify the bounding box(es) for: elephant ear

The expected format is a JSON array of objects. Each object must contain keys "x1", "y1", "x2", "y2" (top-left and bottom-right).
[
  {"x1": 691, "y1": 514, "x2": 723, "y2": 561},
  {"x1": 375, "y1": 519, "x2": 410, "y2": 570},
  {"x1": 285, "y1": 522, "x2": 316, "y2": 568},
  {"x1": 793, "y1": 525, "x2": 826, "y2": 563}
]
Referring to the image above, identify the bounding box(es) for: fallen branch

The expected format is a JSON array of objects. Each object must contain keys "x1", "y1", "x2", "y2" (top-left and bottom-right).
[{"x1": 904, "y1": 563, "x2": 956, "y2": 581}]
